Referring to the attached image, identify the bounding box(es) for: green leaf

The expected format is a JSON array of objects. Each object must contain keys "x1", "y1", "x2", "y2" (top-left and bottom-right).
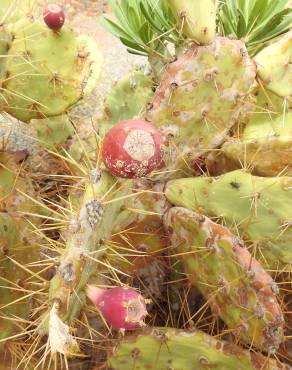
[
  {"x1": 248, "y1": 0, "x2": 269, "y2": 29},
  {"x1": 140, "y1": 2, "x2": 165, "y2": 34},
  {"x1": 219, "y1": 0, "x2": 291, "y2": 54},
  {"x1": 127, "y1": 48, "x2": 148, "y2": 56},
  {"x1": 120, "y1": 37, "x2": 146, "y2": 53},
  {"x1": 236, "y1": 8, "x2": 247, "y2": 38},
  {"x1": 100, "y1": 17, "x2": 134, "y2": 41},
  {"x1": 249, "y1": 8, "x2": 292, "y2": 42}
]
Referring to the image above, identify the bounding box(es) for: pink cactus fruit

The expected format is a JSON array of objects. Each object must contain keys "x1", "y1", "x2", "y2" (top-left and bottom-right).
[
  {"x1": 102, "y1": 120, "x2": 163, "y2": 179},
  {"x1": 86, "y1": 286, "x2": 148, "y2": 330},
  {"x1": 43, "y1": 4, "x2": 65, "y2": 31}
]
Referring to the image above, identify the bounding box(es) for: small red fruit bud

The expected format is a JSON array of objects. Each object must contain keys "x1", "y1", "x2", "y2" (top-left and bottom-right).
[
  {"x1": 43, "y1": 4, "x2": 65, "y2": 31},
  {"x1": 102, "y1": 120, "x2": 163, "y2": 179}
]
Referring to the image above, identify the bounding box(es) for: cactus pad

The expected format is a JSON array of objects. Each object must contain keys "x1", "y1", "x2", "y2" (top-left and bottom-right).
[
  {"x1": 99, "y1": 69, "x2": 154, "y2": 136},
  {"x1": 165, "y1": 170, "x2": 292, "y2": 270},
  {"x1": 108, "y1": 327, "x2": 290, "y2": 370},
  {"x1": 222, "y1": 89, "x2": 292, "y2": 176},
  {"x1": 255, "y1": 31, "x2": 292, "y2": 98},
  {"x1": 0, "y1": 22, "x2": 102, "y2": 122},
  {"x1": 31, "y1": 114, "x2": 74, "y2": 149},
  {"x1": 0, "y1": 154, "x2": 44, "y2": 346},
  {"x1": 164, "y1": 207, "x2": 283, "y2": 351},
  {"x1": 148, "y1": 37, "x2": 256, "y2": 172},
  {"x1": 168, "y1": 0, "x2": 218, "y2": 44}
]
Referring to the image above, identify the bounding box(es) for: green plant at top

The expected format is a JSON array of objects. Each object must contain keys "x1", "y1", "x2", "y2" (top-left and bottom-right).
[
  {"x1": 100, "y1": 0, "x2": 180, "y2": 60},
  {"x1": 218, "y1": 0, "x2": 292, "y2": 56},
  {"x1": 102, "y1": 0, "x2": 292, "y2": 60}
]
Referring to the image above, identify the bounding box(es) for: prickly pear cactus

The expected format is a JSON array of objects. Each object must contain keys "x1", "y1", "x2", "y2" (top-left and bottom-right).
[
  {"x1": 108, "y1": 179, "x2": 170, "y2": 273},
  {"x1": 0, "y1": 153, "x2": 45, "y2": 346},
  {"x1": 31, "y1": 114, "x2": 74, "y2": 149},
  {"x1": 164, "y1": 207, "x2": 283, "y2": 352},
  {"x1": 148, "y1": 37, "x2": 256, "y2": 174},
  {"x1": 254, "y1": 30, "x2": 292, "y2": 98},
  {"x1": 46, "y1": 170, "x2": 133, "y2": 338},
  {"x1": 0, "y1": 27, "x2": 10, "y2": 74},
  {"x1": 98, "y1": 68, "x2": 154, "y2": 136},
  {"x1": 0, "y1": 1, "x2": 291, "y2": 369},
  {"x1": 108, "y1": 327, "x2": 291, "y2": 370},
  {"x1": 0, "y1": 0, "x2": 36, "y2": 74},
  {"x1": 222, "y1": 89, "x2": 292, "y2": 176},
  {"x1": 0, "y1": 0, "x2": 37, "y2": 23},
  {"x1": 165, "y1": 170, "x2": 292, "y2": 270},
  {"x1": 168, "y1": 0, "x2": 218, "y2": 44},
  {"x1": 0, "y1": 21, "x2": 102, "y2": 122}
]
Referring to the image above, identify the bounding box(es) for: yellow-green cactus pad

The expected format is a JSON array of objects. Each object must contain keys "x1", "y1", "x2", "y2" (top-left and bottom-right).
[
  {"x1": 0, "y1": 0, "x2": 37, "y2": 24},
  {"x1": 222, "y1": 90, "x2": 292, "y2": 176},
  {"x1": 1, "y1": 21, "x2": 102, "y2": 122},
  {"x1": 99, "y1": 69, "x2": 154, "y2": 136},
  {"x1": 168, "y1": 0, "x2": 218, "y2": 44},
  {"x1": 165, "y1": 170, "x2": 292, "y2": 270},
  {"x1": 47, "y1": 171, "x2": 132, "y2": 329},
  {"x1": 0, "y1": 154, "x2": 44, "y2": 346},
  {"x1": 109, "y1": 327, "x2": 290, "y2": 370},
  {"x1": 31, "y1": 114, "x2": 74, "y2": 149},
  {"x1": 0, "y1": 26, "x2": 11, "y2": 75},
  {"x1": 164, "y1": 207, "x2": 283, "y2": 351},
  {"x1": 255, "y1": 30, "x2": 292, "y2": 97},
  {"x1": 0, "y1": 214, "x2": 40, "y2": 346},
  {"x1": 76, "y1": 34, "x2": 103, "y2": 98},
  {"x1": 148, "y1": 37, "x2": 256, "y2": 173}
]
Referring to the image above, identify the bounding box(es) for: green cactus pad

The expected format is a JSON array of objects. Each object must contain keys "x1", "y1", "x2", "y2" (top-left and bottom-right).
[
  {"x1": 0, "y1": 154, "x2": 44, "y2": 346},
  {"x1": 0, "y1": 26, "x2": 11, "y2": 75},
  {"x1": 47, "y1": 170, "x2": 133, "y2": 330},
  {"x1": 98, "y1": 69, "x2": 154, "y2": 137},
  {"x1": 255, "y1": 30, "x2": 292, "y2": 98},
  {"x1": 0, "y1": 0, "x2": 37, "y2": 24},
  {"x1": 164, "y1": 207, "x2": 283, "y2": 351},
  {"x1": 108, "y1": 327, "x2": 290, "y2": 370},
  {"x1": 76, "y1": 34, "x2": 103, "y2": 98},
  {"x1": 31, "y1": 114, "x2": 74, "y2": 149},
  {"x1": 0, "y1": 21, "x2": 102, "y2": 122},
  {"x1": 165, "y1": 170, "x2": 292, "y2": 270},
  {"x1": 168, "y1": 0, "x2": 218, "y2": 44},
  {"x1": 107, "y1": 179, "x2": 170, "y2": 273},
  {"x1": 0, "y1": 0, "x2": 37, "y2": 77},
  {"x1": 222, "y1": 89, "x2": 292, "y2": 176},
  {"x1": 148, "y1": 37, "x2": 256, "y2": 174},
  {"x1": 0, "y1": 214, "x2": 40, "y2": 345}
]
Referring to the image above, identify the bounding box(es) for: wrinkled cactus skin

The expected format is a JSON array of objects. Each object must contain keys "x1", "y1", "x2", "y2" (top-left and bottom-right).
[
  {"x1": 108, "y1": 327, "x2": 291, "y2": 370},
  {"x1": 148, "y1": 37, "x2": 256, "y2": 175},
  {"x1": 164, "y1": 207, "x2": 283, "y2": 352}
]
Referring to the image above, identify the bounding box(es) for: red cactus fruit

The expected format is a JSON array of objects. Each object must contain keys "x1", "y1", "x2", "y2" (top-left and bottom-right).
[
  {"x1": 86, "y1": 286, "x2": 148, "y2": 330},
  {"x1": 102, "y1": 120, "x2": 163, "y2": 178},
  {"x1": 43, "y1": 4, "x2": 65, "y2": 31}
]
